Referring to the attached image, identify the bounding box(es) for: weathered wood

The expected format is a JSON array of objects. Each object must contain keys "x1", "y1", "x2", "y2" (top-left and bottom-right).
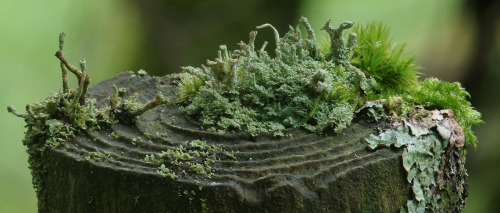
[{"x1": 28, "y1": 73, "x2": 466, "y2": 212}]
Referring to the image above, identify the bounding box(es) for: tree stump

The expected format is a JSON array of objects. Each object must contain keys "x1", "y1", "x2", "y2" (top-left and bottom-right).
[{"x1": 27, "y1": 73, "x2": 467, "y2": 212}]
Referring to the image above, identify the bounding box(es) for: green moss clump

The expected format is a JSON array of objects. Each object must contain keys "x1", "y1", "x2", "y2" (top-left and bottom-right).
[
  {"x1": 350, "y1": 22, "x2": 422, "y2": 90},
  {"x1": 406, "y1": 78, "x2": 483, "y2": 148},
  {"x1": 176, "y1": 18, "x2": 481, "y2": 147}
]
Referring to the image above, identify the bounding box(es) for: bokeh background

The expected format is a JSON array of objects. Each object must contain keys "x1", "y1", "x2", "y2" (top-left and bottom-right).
[{"x1": 1, "y1": 0, "x2": 498, "y2": 212}]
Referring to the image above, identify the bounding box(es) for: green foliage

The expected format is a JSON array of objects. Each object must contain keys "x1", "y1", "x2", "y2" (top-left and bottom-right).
[
  {"x1": 351, "y1": 22, "x2": 421, "y2": 90},
  {"x1": 177, "y1": 73, "x2": 205, "y2": 103}
]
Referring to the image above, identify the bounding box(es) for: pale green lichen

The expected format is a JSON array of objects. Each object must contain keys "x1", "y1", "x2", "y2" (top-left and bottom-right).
[
  {"x1": 144, "y1": 140, "x2": 235, "y2": 179},
  {"x1": 177, "y1": 17, "x2": 481, "y2": 148},
  {"x1": 366, "y1": 125, "x2": 444, "y2": 212},
  {"x1": 85, "y1": 151, "x2": 111, "y2": 162},
  {"x1": 177, "y1": 18, "x2": 372, "y2": 136},
  {"x1": 366, "y1": 108, "x2": 468, "y2": 212}
]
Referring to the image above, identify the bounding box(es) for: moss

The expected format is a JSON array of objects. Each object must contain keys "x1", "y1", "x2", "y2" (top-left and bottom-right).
[
  {"x1": 8, "y1": 17, "x2": 481, "y2": 212},
  {"x1": 350, "y1": 22, "x2": 421, "y2": 90}
]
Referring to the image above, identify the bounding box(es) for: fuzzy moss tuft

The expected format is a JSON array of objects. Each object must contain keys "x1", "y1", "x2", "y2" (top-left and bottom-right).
[
  {"x1": 407, "y1": 78, "x2": 483, "y2": 148},
  {"x1": 351, "y1": 22, "x2": 422, "y2": 91}
]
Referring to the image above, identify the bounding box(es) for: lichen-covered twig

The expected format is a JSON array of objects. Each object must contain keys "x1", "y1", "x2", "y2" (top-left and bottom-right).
[
  {"x1": 248, "y1": 31, "x2": 257, "y2": 54},
  {"x1": 130, "y1": 92, "x2": 169, "y2": 117},
  {"x1": 55, "y1": 32, "x2": 84, "y2": 86},
  {"x1": 78, "y1": 60, "x2": 91, "y2": 105},
  {"x1": 7, "y1": 105, "x2": 27, "y2": 118},
  {"x1": 58, "y1": 33, "x2": 69, "y2": 93},
  {"x1": 68, "y1": 59, "x2": 90, "y2": 108}
]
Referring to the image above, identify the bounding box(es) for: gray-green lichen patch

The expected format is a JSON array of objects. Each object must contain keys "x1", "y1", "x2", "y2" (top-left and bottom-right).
[
  {"x1": 366, "y1": 107, "x2": 468, "y2": 212},
  {"x1": 177, "y1": 17, "x2": 373, "y2": 137},
  {"x1": 176, "y1": 17, "x2": 481, "y2": 149},
  {"x1": 144, "y1": 139, "x2": 236, "y2": 179},
  {"x1": 85, "y1": 151, "x2": 111, "y2": 162}
]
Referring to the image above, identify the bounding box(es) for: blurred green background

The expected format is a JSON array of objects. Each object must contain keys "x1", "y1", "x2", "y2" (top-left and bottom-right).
[{"x1": 1, "y1": 0, "x2": 498, "y2": 212}]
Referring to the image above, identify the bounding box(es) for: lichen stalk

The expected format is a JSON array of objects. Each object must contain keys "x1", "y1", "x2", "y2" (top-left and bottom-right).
[
  {"x1": 321, "y1": 20, "x2": 355, "y2": 64},
  {"x1": 259, "y1": 41, "x2": 268, "y2": 53},
  {"x1": 249, "y1": 31, "x2": 257, "y2": 54},
  {"x1": 7, "y1": 105, "x2": 27, "y2": 118},
  {"x1": 55, "y1": 32, "x2": 84, "y2": 86},
  {"x1": 256, "y1": 23, "x2": 280, "y2": 50},
  {"x1": 131, "y1": 92, "x2": 169, "y2": 117}
]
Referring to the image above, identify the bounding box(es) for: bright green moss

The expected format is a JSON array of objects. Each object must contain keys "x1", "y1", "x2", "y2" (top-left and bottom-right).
[
  {"x1": 351, "y1": 22, "x2": 422, "y2": 91},
  {"x1": 407, "y1": 78, "x2": 483, "y2": 148}
]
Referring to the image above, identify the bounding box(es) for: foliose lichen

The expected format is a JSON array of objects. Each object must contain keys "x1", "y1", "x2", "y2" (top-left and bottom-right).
[{"x1": 366, "y1": 107, "x2": 468, "y2": 212}]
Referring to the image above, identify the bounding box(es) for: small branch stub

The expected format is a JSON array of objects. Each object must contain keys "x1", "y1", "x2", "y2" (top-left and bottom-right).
[{"x1": 131, "y1": 92, "x2": 169, "y2": 118}]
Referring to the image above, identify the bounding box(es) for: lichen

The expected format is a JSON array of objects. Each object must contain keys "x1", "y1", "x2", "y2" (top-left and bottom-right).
[
  {"x1": 7, "y1": 33, "x2": 168, "y2": 209},
  {"x1": 366, "y1": 108, "x2": 468, "y2": 212},
  {"x1": 176, "y1": 17, "x2": 482, "y2": 149},
  {"x1": 85, "y1": 151, "x2": 111, "y2": 162},
  {"x1": 8, "y1": 17, "x2": 482, "y2": 212},
  {"x1": 177, "y1": 17, "x2": 372, "y2": 136},
  {"x1": 144, "y1": 139, "x2": 235, "y2": 179}
]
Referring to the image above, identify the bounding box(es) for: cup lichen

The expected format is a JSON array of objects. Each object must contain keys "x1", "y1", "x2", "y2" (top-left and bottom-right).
[{"x1": 176, "y1": 17, "x2": 481, "y2": 148}]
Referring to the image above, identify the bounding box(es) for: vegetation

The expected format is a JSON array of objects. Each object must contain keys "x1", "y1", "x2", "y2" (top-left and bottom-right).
[
  {"x1": 350, "y1": 22, "x2": 421, "y2": 91},
  {"x1": 144, "y1": 140, "x2": 236, "y2": 179},
  {"x1": 177, "y1": 18, "x2": 482, "y2": 147},
  {"x1": 7, "y1": 33, "x2": 168, "y2": 203}
]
